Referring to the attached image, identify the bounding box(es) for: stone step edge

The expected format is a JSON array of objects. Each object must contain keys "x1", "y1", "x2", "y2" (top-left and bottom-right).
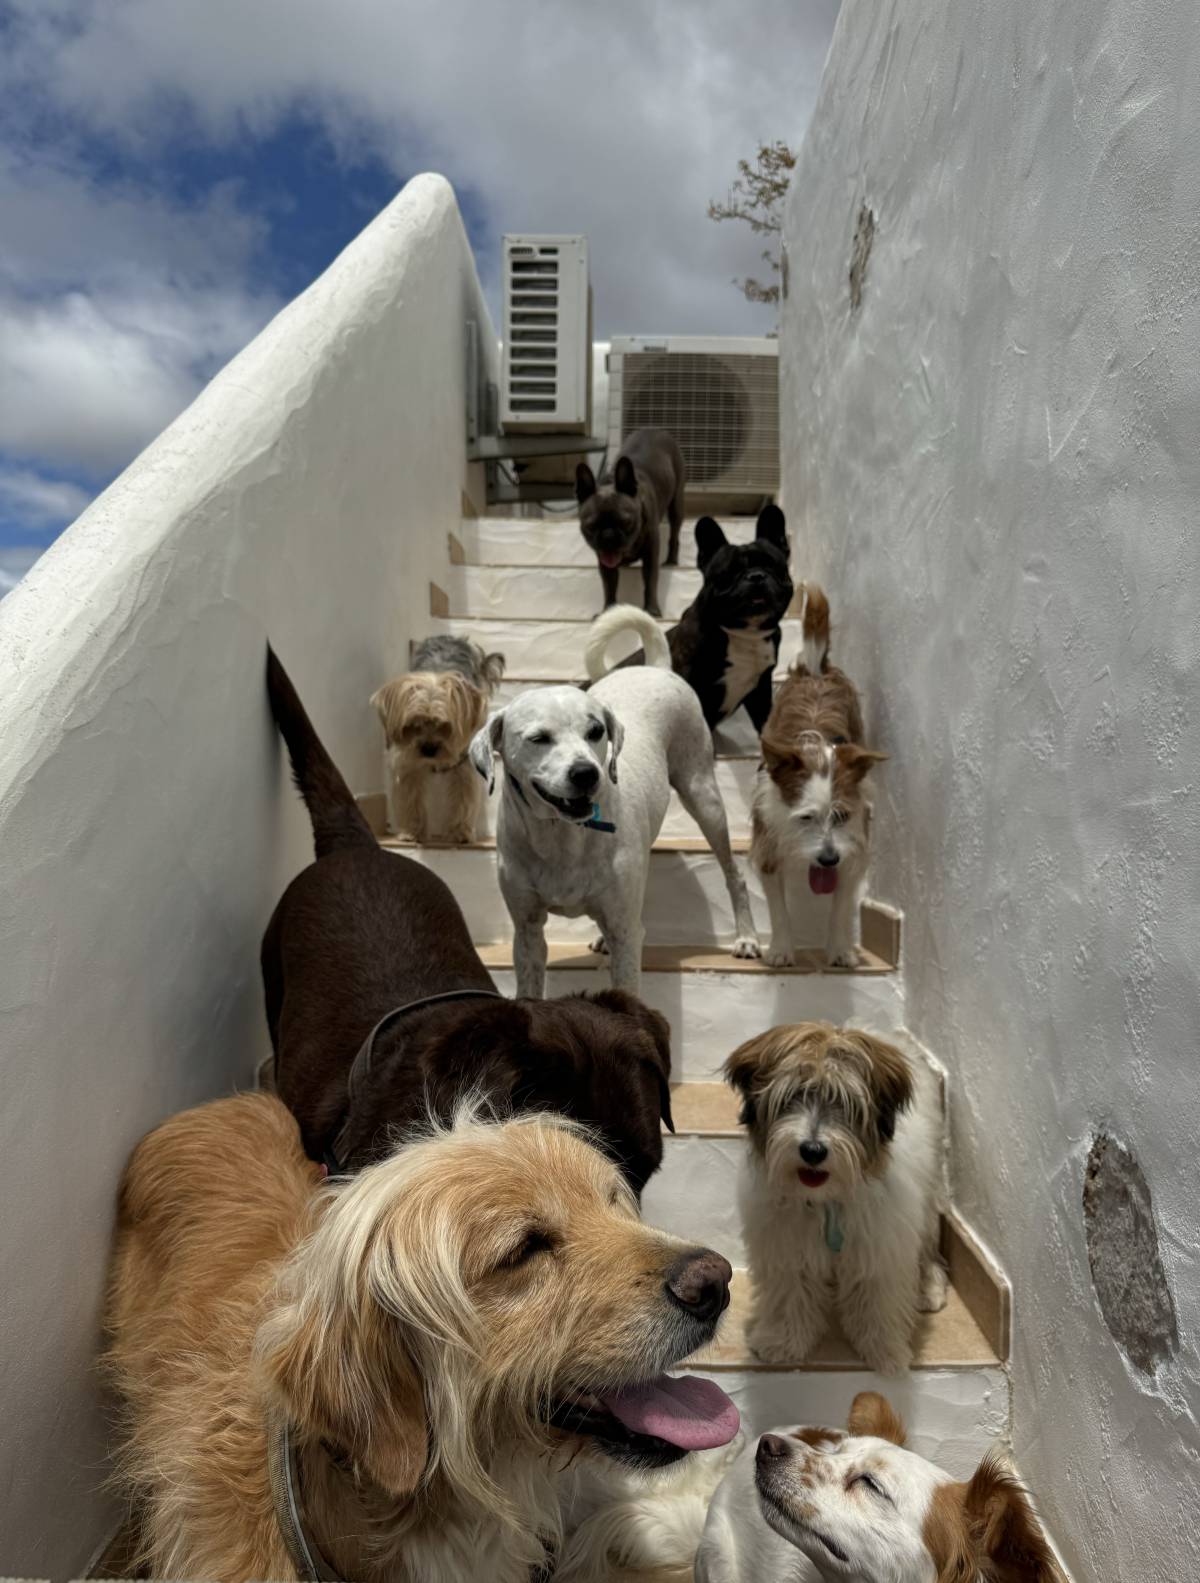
[{"x1": 478, "y1": 940, "x2": 896, "y2": 977}]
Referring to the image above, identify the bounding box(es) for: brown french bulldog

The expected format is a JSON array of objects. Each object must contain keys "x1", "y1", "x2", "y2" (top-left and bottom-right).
[{"x1": 576, "y1": 427, "x2": 686, "y2": 616}]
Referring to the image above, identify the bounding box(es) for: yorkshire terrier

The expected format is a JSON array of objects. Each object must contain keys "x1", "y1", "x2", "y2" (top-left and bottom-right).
[
  {"x1": 725, "y1": 1022, "x2": 947, "y2": 1375},
  {"x1": 371, "y1": 636, "x2": 504, "y2": 844}
]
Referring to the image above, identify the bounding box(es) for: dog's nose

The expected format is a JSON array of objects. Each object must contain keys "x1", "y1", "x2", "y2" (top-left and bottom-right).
[
  {"x1": 419, "y1": 742, "x2": 439, "y2": 758},
  {"x1": 567, "y1": 759, "x2": 600, "y2": 793},
  {"x1": 817, "y1": 849, "x2": 840, "y2": 867},
  {"x1": 747, "y1": 567, "x2": 768, "y2": 584},
  {"x1": 799, "y1": 1140, "x2": 829, "y2": 1166},
  {"x1": 665, "y1": 1250, "x2": 733, "y2": 1322},
  {"x1": 757, "y1": 1433, "x2": 793, "y2": 1464}
]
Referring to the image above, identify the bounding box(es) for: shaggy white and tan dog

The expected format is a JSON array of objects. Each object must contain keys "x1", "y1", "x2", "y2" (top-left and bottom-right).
[
  {"x1": 104, "y1": 1093, "x2": 739, "y2": 1583},
  {"x1": 724, "y1": 1023, "x2": 947, "y2": 1374},
  {"x1": 697, "y1": 1392, "x2": 1062, "y2": 1582},
  {"x1": 371, "y1": 635, "x2": 504, "y2": 843}
]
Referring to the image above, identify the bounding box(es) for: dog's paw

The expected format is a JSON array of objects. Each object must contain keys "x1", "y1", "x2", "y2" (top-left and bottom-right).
[
  {"x1": 732, "y1": 934, "x2": 762, "y2": 960},
  {"x1": 644, "y1": 602, "x2": 663, "y2": 618},
  {"x1": 858, "y1": 1344, "x2": 913, "y2": 1376},
  {"x1": 826, "y1": 945, "x2": 863, "y2": 970},
  {"x1": 763, "y1": 944, "x2": 796, "y2": 968},
  {"x1": 746, "y1": 1328, "x2": 795, "y2": 1365},
  {"x1": 918, "y1": 1262, "x2": 950, "y2": 1314},
  {"x1": 663, "y1": 552, "x2": 679, "y2": 567},
  {"x1": 589, "y1": 933, "x2": 610, "y2": 955}
]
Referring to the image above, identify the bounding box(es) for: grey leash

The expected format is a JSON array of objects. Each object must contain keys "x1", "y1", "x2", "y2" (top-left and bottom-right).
[
  {"x1": 327, "y1": 987, "x2": 503, "y2": 1171},
  {"x1": 265, "y1": 1404, "x2": 342, "y2": 1582}
]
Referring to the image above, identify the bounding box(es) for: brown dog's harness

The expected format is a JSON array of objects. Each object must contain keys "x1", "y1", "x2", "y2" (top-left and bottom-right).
[{"x1": 326, "y1": 987, "x2": 504, "y2": 1172}]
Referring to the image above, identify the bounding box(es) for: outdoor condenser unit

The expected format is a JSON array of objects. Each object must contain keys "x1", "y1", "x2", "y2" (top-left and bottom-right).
[
  {"x1": 606, "y1": 335, "x2": 780, "y2": 500},
  {"x1": 500, "y1": 235, "x2": 591, "y2": 433}
]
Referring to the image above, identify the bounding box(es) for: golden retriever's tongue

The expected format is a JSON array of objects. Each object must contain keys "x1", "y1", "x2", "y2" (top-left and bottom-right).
[
  {"x1": 809, "y1": 864, "x2": 839, "y2": 896},
  {"x1": 598, "y1": 1374, "x2": 740, "y2": 1450},
  {"x1": 598, "y1": 550, "x2": 623, "y2": 569}
]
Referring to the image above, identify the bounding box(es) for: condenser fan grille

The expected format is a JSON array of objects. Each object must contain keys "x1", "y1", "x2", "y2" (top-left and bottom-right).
[{"x1": 620, "y1": 352, "x2": 778, "y2": 489}]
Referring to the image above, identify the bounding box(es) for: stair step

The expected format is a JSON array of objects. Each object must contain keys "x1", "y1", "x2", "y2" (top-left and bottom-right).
[
  {"x1": 443, "y1": 563, "x2": 706, "y2": 621},
  {"x1": 699, "y1": 1272, "x2": 999, "y2": 1372},
  {"x1": 452, "y1": 515, "x2": 762, "y2": 569},
  {"x1": 385, "y1": 836, "x2": 863, "y2": 952},
  {"x1": 482, "y1": 944, "x2": 903, "y2": 1083},
  {"x1": 428, "y1": 613, "x2": 812, "y2": 678}
]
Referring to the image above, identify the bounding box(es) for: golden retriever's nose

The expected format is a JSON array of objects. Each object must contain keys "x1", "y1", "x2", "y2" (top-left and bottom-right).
[{"x1": 665, "y1": 1250, "x2": 732, "y2": 1321}]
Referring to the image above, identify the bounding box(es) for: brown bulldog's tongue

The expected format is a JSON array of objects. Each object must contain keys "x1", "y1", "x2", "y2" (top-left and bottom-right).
[
  {"x1": 809, "y1": 864, "x2": 839, "y2": 895},
  {"x1": 598, "y1": 550, "x2": 623, "y2": 569}
]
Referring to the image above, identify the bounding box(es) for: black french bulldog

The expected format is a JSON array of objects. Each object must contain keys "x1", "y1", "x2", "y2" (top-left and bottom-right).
[
  {"x1": 667, "y1": 505, "x2": 793, "y2": 731},
  {"x1": 576, "y1": 427, "x2": 686, "y2": 617}
]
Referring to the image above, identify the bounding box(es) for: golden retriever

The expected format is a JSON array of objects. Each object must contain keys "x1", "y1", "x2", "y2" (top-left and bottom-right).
[{"x1": 104, "y1": 1093, "x2": 738, "y2": 1582}]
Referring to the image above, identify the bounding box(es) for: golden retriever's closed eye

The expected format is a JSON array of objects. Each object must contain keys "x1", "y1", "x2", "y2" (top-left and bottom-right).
[{"x1": 105, "y1": 1093, "x2": 738, "y2": 1583}]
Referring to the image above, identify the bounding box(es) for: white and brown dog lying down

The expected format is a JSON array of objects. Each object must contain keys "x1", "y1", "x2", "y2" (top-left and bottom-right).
[
  {"x1": 470, "y1": 607, "x2": 759, "y2": 998},
  {"x1": 105, "y1": 1093, "x2": 739, "y2": 1583},
  {"x1": 371, "y1": 635, "x2": 505, "y2": 843},
  {"x1": 695, "y1": 1392, "x2": 1061, "y2": 1582}
]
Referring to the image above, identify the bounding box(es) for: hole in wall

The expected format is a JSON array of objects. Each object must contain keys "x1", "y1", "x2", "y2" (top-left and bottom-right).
[
  {"x1": 1083, "y1": 1133, "x2": 1178, "y2": 1375},
  {"x1": 849, "y1": 204, "x2": 875, "y2": 311}
]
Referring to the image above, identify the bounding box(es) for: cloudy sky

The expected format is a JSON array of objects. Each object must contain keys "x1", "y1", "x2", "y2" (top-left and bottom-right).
[{"x1": 0, "y1": 0, "x2": 839, "y2": 583}]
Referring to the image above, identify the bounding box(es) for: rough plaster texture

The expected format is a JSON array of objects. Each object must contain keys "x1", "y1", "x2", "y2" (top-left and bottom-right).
[
  {"x1": 0, "y1": 173, "x2": 496, "y2": 1576},
  {"x1": 780, "y1": 3, "x2": 1200, "y2": 1576}
]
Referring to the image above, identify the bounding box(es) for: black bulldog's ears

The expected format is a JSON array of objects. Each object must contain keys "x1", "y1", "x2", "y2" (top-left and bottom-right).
[
  {"x1": 575, "y1": 462, "x2": 597, "y2": 503},
  {"x1": 755, "y1": 503, "x2": 788, "y2": 554},
  {"x1": 695, "y1": 515, "x2": 728, "y2": 571},
  {"x1": 614, "y1": 456, "x2": 638, "y2": 497}
]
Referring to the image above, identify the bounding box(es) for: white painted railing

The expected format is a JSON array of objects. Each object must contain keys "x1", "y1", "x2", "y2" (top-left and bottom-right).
[{"x1": 0, "y1": 173, "x2": 497, "y2": 1576}]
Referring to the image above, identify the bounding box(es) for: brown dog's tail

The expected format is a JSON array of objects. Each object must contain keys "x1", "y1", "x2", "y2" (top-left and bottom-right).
[
  {"x1": 266, "y1": 646, "x2": 376, "y2": 859},
  {"x1": 790, "y1": 582, "x2": 832, "y2": 676}
]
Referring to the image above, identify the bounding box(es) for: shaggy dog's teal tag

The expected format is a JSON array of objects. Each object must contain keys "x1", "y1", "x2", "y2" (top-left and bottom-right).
[{"x1": 824, "y1": 1202, "x2": 845, "y2": 1254}]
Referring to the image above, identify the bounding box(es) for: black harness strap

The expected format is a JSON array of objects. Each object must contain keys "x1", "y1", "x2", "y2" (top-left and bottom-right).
[{"x1": 326, "y1": 987, "x2": 503, "y2": 1172}]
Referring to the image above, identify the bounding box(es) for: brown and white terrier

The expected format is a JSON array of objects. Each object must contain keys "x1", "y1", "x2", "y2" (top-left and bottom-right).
[
  {"x1": 751, "y1": 586, "x2": 884, "y2": 967},
  {"x1": 371, "y1": 635, "x2": 504, "y2": 844},
  {"x1": 696, "y1": 1391, "x2": 1063, "y2": 1582}
]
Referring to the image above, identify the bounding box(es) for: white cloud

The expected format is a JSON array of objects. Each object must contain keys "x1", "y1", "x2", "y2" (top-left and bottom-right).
[
  {"x1": 0, "y1": 468, "x2": 90, "y2": 529},
  {"x1": 0, "y1": 149, "x2": 280, "y2": 475},
  {"x1": 2, "y1": 0, "x2": 839, "y2": 337}
]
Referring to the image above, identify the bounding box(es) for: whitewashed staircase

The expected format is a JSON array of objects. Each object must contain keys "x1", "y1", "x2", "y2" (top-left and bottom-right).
[{"x1": 363, "y1": 512, "x2": 1013, "y2": 1470}]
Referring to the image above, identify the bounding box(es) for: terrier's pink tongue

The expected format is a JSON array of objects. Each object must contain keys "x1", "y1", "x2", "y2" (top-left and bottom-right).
[
  {"x1": 598, "y1": 550, "x2": 623, "y2": 569},
  {"x1": 809, "y1": 864, "x2": 839, "y2": 895},
  {"x1": 598, "y1": 1374, "x2": 740, "y2": 1451}
]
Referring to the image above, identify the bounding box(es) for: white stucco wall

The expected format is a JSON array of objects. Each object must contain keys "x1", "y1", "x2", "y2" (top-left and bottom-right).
[
  {"x1": 0, "y1": 172, "x2": 496, "y2": 1576},
  {"x1": 780, "y1": 4, "x2": 1199, "y2": 1577}
]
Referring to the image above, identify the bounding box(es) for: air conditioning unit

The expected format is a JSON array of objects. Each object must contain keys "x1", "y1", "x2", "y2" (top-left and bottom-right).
[
  {"x1": 606, "y1": 335, "x2": 779, "y2": 502},
  {"x1": 500, "y1": 235, "x2": 591, "y2": 433}
]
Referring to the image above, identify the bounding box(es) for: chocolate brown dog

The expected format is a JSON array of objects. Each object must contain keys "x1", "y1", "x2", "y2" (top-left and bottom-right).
[
  {"x1": 262, "y1": 649, "x2": 674, "y2": 1196},
  {"x1": 576, "y1": 427, "x2": 686, "y2": 616}
]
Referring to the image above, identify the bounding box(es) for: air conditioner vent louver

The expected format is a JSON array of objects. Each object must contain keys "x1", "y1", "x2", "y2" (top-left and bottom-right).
[
  {"x1": 607, "y1": 336, "x2": 779, "y2": 499},
  {"x1": 501, "y1": 235, "x2": 590, "y2": 433}
]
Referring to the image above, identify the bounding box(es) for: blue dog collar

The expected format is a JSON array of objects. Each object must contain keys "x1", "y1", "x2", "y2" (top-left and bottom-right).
[{"x1": 584, "y1": 803, "x2": 616, "y2": 833}]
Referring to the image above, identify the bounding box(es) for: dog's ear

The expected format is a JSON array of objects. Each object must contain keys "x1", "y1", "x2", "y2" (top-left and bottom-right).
[
  {"x1": 614, "y1": 456, "x2": 638, "y2": 497},
  {"x1": 600, "y1": 704, "x2": 624, "y2": 783},
  {"x1": 370, "y1": 677, "x2": 411, "y2": 740},
  {"x1": 575, "y1": 462, "x2": 597, "y2": 503},
  {"x1": 755, "y1": 502, "x2": 789, "y2": 555},
  {"x1": 258, "y1": 1273, "x2": 429, "y2": 1499},
  {"x1": 723, "y1": 1030, "x2": 779, "y2": 1128},
  {"x1": 847, "y1": 1391, "x2": 907, "y2": 1446},
  {"x1": 953, "y1": 1454, "x2": 1059, "y2": 1583},
  {"x1": 469, "y1": 710, "x2": 504, "y2": 794},
  {"x1": 588, "y1": 989, "x2": 674, "y2": 1133},
  {"x1": 859, "y1": 1032, "x2": 914, "y2": 1144},
  {"x1": 694, "y1": 516, "x2": 728, "y2": 571},
  {"x1": 835, "y1": 743, "x2": 888, "y2": 781},
  {"x1": 480, "y1": 651, "x2": 506, "y2": 692},
  {"x1": 761, "y1": 728, "x2": 809, "y2": 774}
]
